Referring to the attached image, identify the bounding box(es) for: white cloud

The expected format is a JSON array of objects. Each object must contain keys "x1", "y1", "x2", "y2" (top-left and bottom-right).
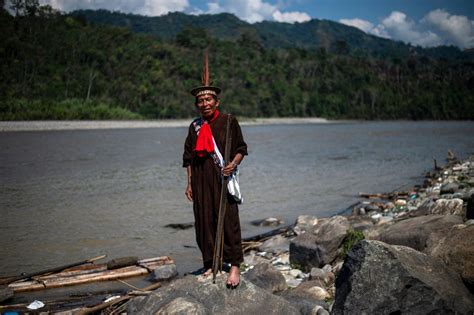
[
  {"x1": 273, "y1": 10, "x2": 310, "y2": 23},
  {"x1": 340, "y1": 9, "x2": 474, "y2": 49},
  {"x1": 339, "y1": 18, "x2": 390, "y2": 38},
  {"x1": 422, "y1": 9, "x2": 474, "y2": 49},
  {"x1": 340, "y1": 18, "x2": 374, "y2": 33},
  {"x1": 204, "y1": 0, "x2": 310, "y2": 24},
  {"x1": 38, "y1": 0, "x2": 189, "y2": 16},
  {"x1": 381, "y1": 11, "x2": 442, "y2": 47}
]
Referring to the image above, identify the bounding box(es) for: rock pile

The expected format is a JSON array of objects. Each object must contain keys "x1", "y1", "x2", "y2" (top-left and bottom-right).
[{"x1": 127, "y1": 155, "x2": 474, "y2": 314}]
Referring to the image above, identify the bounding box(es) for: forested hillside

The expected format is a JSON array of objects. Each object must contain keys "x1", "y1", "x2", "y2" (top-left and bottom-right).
[
  {"x1": 71, "y1": 10, "x2": 469, "y2": 60},
  {"x1": 1, "y1": 3, "x2": 473, "y2": 120}
]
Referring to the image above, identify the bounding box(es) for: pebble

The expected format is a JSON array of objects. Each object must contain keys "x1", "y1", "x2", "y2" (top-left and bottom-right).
[
  {"x1": 290, "y1": 269, "x2": 304, "y2": 278},
  {"x1": 394, "y1": 199, "x2": 407, "y2": 207},
  {"x1": 332, "y1": 261, "x2": 344, "y2": 274},
  {"x1": 322, "y1": 264, "x2": 332, "y2": 273},
  {"x1": 272, "y1": 253, "x2": 289, "y2": 265},
  {"x1": 306, "y1": 286, "x2": 331, "y2": 300},
  {"x1": 314, "y1": 305, "x2": 330, "y2": 315},
  {"x1": 286, "y1": 278, "x2": 302, "y2": 288},
  {"x1": 371, "y1": 213, "x2": 382, "y2": 224},
  {"x1": 377, "y1": 216, "x2": 393, "y2": 225}
]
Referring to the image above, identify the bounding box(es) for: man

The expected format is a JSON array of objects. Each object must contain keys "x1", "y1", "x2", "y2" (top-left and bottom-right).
[{"x1": 183, "y1": 53, "x2": 247, "y2": 287}]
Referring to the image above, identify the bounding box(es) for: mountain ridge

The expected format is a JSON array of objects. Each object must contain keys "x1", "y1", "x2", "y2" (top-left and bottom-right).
[{"x1": 70, "y1": 9, "x2": 467, "y2": 60}]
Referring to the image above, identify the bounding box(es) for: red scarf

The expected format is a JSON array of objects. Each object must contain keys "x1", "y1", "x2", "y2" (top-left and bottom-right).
[{"x1": 194, "y1": 110, "x2": 219, "y2": 157}]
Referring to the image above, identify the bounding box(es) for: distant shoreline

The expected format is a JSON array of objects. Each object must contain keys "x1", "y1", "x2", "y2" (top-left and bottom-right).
[{"x1": 0, "y1": 118, "x2": 340, "y2": 132}]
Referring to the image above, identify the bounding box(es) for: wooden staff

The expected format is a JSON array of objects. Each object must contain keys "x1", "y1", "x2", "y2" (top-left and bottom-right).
[
  {"x1": 212, "y1": 114, "x2": 232, "y2": 283},
  {"x1": 0, "y1": 255, "x2": 106, "y2": 285}
]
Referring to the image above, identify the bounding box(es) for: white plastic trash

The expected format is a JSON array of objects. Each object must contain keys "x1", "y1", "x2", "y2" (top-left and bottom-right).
[{"x1": 27, "y1": 300, "x2": 45, "y2": 310}]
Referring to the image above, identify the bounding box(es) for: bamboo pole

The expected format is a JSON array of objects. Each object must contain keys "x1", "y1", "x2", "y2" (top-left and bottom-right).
[
  {"x1": 8, "y1": 256, "x2": 173, "y2": 293},
  {"x1": 0, "y1": 255, "x2": 106, "y2": 285},
  {"x1": 77, "y1": 282, "x2": 162, "y2": 314},
  {"x1": 212, "y1": 114, "x2": 232, "y2": 283}
]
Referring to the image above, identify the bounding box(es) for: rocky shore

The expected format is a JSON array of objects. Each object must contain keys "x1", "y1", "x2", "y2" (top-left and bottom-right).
[{"x1": 122, "y1": 153, "x2": 474, "y2": 314}]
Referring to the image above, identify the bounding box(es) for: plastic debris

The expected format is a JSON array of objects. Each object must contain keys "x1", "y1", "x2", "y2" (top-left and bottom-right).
[
  {"x1": 103, "y1": 295, "x2": 122, "y2": 303},
  {"x1": 27, "y1": 300, "x2": 44, "y2": 310}
]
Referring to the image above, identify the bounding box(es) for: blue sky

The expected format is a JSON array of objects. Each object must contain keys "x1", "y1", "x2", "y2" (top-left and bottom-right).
[{"x1": 26, "y1": 0, "x2": 474, "y2": 48}]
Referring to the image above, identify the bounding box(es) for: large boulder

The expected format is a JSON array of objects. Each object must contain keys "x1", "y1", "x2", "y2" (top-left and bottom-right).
[
  {"x1": 440, "y1": 182, "x2": 460, "y2": 194},
  {"x1": 150, "y1": 264, "x2": 178, "y2": 282},
  {"x1": 366, "y1": 214, "x2": 463, "y2": 251},
  {"x1": 245, "y1": 262, "x2": 287, "y2": 293},
  {"x1": 333, "y1": 240, "x2": 474, "y2": 314},
  {"x1": 156, "y1": 296, "x2": 207, "y2": 314},
  {"x1": 128, "y1": 274, "x2": 299, "y2": 314},
  {"x1": 258, "y1": 234, "x2": 290, "y2": 254},
  {"x1": 293, "y1": 215, "x2": 319, "y2": 235},
  {"x1": 429, "y1": 198, "x2": 464, "y2": 216},
  {"x1": 427, "y1": 223, "x2": 474, "y2": 289},
  {"x1": 290, "y1": 216, "x2": 349, "y2": 271}
]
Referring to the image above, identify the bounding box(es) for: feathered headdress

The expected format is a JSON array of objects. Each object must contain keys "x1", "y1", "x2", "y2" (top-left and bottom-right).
[{"x1": 190, "y1": 49, "x2": 221, "y2": 97}]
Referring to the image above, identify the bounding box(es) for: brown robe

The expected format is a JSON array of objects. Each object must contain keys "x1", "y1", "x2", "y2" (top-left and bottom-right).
[{"x1": 183, "y1": 113, "x2": 248, "y2": 268}]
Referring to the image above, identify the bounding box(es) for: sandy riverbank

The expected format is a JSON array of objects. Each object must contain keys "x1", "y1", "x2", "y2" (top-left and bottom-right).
[{"x1": 0, "y1": 118, "x2": 337, "y2": 132}]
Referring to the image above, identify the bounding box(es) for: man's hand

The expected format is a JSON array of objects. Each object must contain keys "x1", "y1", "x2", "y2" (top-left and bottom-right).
[
  {"x1": 185, "y1": 184, "x2": 193, "y2": 201},
  {"x1": 222, "y1": 161, "x2": 237, "y2": 177}
]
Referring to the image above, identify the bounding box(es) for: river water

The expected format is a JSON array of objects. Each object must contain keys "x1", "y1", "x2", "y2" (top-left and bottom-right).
[{"x1": 1, "y1": 121, "x2": 473, "y2": 276}]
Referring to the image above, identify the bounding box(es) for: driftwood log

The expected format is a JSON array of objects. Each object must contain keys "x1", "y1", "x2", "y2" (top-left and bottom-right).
[
  {"x1": 0, "y1": 255, "x2": 106, "y2": 285},
  {"x1": 7, "y1": 256, "x2": 173, "y2": 293}
]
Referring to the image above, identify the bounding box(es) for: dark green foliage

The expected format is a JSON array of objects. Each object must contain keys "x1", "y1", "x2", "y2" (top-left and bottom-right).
[
  {"x1": 1, "y1": 99, "x2": 140, "y2": 120},
  {"x1": 340, "y1": 229, "x2": 365, "y2": 259},
  {"x1": 1, "y1": 6, "x2": 473, "y2": 120}
]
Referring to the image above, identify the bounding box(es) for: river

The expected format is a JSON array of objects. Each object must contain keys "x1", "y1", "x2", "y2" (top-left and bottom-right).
[{"x1": 1, "y1": 120, "x2": 473, "y2": 276}]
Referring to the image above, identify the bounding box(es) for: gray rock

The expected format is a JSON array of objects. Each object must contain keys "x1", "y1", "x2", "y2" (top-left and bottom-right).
[
  {"x1": 258, "y1": 234, "x2": 290, "y2": 254},
  {"x1": 332, "y1": 240, "x2": 474, "y2": 314},
  {"x1": 366, "y1": 214, "x2": 463, "y2": 251},
  {"x1": 129, "y1": 274, "x2": 299, "y2": 314},
  {"x1": 251, "y1": 217, "x2": 284, "y2": 227},
  {"x1": 156, "y1": 296, "x2": 208, "y2": 314},
  {"x1": 290, "y1": 216, "x2": 349, "y2": 271},
  {"x1": 430, "y1": 198, "x2": 464, "y2": 216},
  {"x1": 289, "y1": 233, "x2": 322, "y2": 272},
  {"x1": 277, "y1": 294, "x2": 328, "y2": 315},
  {"x1": 310, "y1": 268, "x2": 335, "y2": 285},
  {"x1": 347, "y1": 216, "x2": 373, "y2": 232},
  {"x1": 462, "y1": 188, "x2": 474, "y2": 201},
  {"x1": 315, "y1": 306, "x2": 329, "y2": 315},
  {"x1": 364, "y1": 204, "x2": 380, "y2": 212},
  {"x1": 441, "y1": 182, "x2": 460, "y2": 194},
  {"x1": 284, "y1": 279, "x2": 329, "y2": 300},
  {"x1": 245, "y1": 262, "x2": 287, "y2": 293},
  {"x1": 293, "y1": 215, "x2": 319, "y2": 235},
  {"x1": 244, "y1": 251, "x2": 270, "y2": 266},
  {"x1": 150, "y1": 264, "x2": 178, "y2": 282},
  {"x1": 428, "y1": 224, "x2": 474, "y2": 288}
]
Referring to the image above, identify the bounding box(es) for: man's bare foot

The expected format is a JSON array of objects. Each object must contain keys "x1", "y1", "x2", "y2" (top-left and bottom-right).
[
  {"x1": 226, "y1": 266, "x2": 240, "y2": 288},
  {"x1": 203, "y1": 268, "x2": 212, "y2": 277}
]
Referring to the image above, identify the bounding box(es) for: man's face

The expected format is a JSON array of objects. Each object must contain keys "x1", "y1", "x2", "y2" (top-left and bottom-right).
[{"x1": 195, "y1": 94, "x2": 219, "y2": 118}]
